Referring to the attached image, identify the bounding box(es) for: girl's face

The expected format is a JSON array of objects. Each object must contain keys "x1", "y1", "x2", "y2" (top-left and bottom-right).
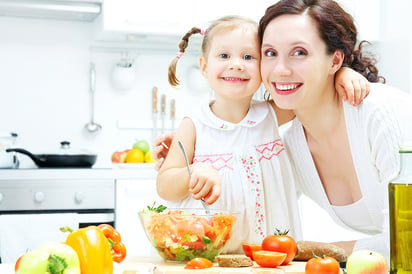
[
  {"x1": 200, "y1": 27, "x2": 261, "y2": 102},
  {"x1": 260, "y1": 14, "x2": 342, "y2": 110}
]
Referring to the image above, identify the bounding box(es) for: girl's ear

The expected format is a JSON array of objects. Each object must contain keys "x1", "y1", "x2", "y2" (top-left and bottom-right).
[
  {"x1": 199, "y1": 56, "x2": 208, "y2": 78},
  {"x1": 331, "y1": 49, "x2": 344, "y2": 74}
]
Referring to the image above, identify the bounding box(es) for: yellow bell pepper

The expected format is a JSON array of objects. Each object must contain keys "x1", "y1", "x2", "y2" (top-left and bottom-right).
[{"x1": 61, "y1": 226, "x2": 113, "y2": 274}]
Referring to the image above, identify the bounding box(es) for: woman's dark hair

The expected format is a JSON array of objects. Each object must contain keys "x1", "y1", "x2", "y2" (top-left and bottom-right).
[{"x1": 258, "y1": 0, "x2": 385, "y2": 83}]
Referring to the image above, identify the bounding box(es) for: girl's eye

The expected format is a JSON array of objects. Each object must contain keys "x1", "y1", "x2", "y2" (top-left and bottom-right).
[
  {"x1": 292, "y1": 49, "x2": 307, "y2": 56},
  {"x1": 219, "y1": 53, "x2": 229, "y2": 59},
  {"x1": 243, "y1": 54, "x2": 253, "y2": 60},
  {"x1": 263, "y1": 50, "x2": 277, "y2": 57}
]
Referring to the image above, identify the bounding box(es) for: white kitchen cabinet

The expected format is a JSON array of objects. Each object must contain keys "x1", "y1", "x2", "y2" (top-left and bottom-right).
[
  {"x1": 93, "y1": 0, "x2": 274, "y2": 43},
  {"x1": 94, "y1": 0, "x2": 193, "y2": 41},
  {"x1": 115, "y1": 178, "x2": 167, "y2": 257}
]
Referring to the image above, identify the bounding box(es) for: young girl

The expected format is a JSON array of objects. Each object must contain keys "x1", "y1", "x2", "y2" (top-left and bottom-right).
[{"x1": 156, "y1": 15, "x2": 368, "y2": 253}]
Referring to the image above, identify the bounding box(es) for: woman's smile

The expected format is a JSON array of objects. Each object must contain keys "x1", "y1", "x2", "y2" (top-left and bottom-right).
[{"x1": 273, "y1": 82, "x2": 303, "y2": 95}]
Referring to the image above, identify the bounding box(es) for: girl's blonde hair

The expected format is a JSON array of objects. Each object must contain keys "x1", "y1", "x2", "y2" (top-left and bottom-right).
[{"x1": 168, "y1": 15, "x2": 258, "y2": 87}]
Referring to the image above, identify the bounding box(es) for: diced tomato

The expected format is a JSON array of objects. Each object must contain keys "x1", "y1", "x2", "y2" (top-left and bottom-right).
[
  {"x1": 182, "y1": 241, "x2": 206, "y2": 250},
  {"x1": 253, "y1": 250, "x2": 287, "y2": 268},
  {"x1": 242, "y1": 242, "x2": 262, "y2": 259},
  {"x1": 184, "y1": 257, "x2": 213, "y2": 269}
]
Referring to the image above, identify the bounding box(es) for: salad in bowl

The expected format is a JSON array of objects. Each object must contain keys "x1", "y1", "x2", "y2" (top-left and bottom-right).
[{"x1": 139, "y1": 203, "x2": 237, "y2": 262}]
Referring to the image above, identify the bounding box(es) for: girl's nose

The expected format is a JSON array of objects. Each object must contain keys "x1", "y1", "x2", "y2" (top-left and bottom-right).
[{"x1": 229, "y1": 58, "x2": 244, "y2": 70}]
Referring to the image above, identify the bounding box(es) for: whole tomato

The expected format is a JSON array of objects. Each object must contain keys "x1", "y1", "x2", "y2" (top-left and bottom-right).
[
  {"x1": 305, "y1": 255, "x2": 340, "y2": 274},
  {"x1": 261, "y1": 229, "x2": 297, "y2": 265}
]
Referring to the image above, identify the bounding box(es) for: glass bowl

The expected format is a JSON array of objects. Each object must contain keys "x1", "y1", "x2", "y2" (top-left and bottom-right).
[{"x1": 138, "y1": 208, "x2": 237, "y2": 262}]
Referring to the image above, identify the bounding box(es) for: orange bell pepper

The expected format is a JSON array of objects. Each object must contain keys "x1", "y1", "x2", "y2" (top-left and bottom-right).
[
  {"x1": 98, "y1": 224, "x2": 127, "y2": 263},
  {"x1": 61, "y1": 226, "x2": 113, "y2": 274}
]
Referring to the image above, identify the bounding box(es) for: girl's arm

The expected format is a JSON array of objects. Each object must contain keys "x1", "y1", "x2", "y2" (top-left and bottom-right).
[
  {"x1": 156, "y1": 118, "x2": 196, "y2": 201},
  {"x1": 335, "y1": 67, "x2": 371, "y2": 106},
  {"x1": 156, "y1": 117, "x2": 222, "y2": 204}
]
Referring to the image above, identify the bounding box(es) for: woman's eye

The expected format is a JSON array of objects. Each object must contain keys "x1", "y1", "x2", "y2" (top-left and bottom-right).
[
  {"x1": 292, "y1": 49, "x2": 307, "y2": 56},
  {"x1": 264, "y1": 50, "x2": 277, "y2": 57},
  {"x1": 243, "y1": 54, "x2": 253, "y2": 60},
  {"x1": 219, "y1": 53, "x2": 229, "y2": 59}
]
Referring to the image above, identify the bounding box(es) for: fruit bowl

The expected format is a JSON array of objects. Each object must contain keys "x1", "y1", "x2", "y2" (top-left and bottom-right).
[{"x1": 138, "y1": 208, "x2": 237, "y2": 262}]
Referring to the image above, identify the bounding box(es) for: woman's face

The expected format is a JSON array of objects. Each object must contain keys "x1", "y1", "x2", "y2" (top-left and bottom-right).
[{"x1": 260, "y1": 14, "x2": 340, "y2": 110}]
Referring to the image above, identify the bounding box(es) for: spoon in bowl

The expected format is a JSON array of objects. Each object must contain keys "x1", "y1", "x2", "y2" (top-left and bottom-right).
[{"x1": 178, "y1": 140, "x2": 210, "y2": 214}]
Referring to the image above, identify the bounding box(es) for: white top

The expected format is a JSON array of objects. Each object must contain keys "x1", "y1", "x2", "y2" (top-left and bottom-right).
[
  {"x1": 284, "y1": 83, "x2": 412, "y2": 260},
  {"x1": 169, "y1": 100, "x2": 303, "y2": 253},
  {"x1": 331, "y1": 198, "x2": 374, "y2": 231}
]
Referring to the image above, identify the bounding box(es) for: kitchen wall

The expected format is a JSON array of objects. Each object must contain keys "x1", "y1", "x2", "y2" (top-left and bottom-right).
[{"x1": 0, "y1": 16, "x2": 211, "y2": 168}]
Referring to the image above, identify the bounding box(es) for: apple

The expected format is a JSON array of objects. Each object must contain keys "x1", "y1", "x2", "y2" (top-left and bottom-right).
[
  {"x1": 346, "y1": 249, "x2": 388, "y2": 274},
  {"x1": 132, "y1": 140, "x2": 150, "y2": 153},
  {"x1": 111, "y1": 150, "x2": 127, "y2": 163}
]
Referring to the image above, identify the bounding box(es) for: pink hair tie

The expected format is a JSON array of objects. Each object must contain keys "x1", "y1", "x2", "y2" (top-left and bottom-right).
[
  {"x1": 176, "y1": 52, "x2": 183, "y2": 59},
  {"x1": 200, "y1": 29, "x2": 207, "y2": 35}
]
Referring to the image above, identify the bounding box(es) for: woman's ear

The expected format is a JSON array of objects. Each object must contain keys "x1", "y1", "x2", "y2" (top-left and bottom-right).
[
  {"x1": 199, "y1": 56, "x2": 208, "y2": 78},
  {"x1": 331, "y1": 50, "x2": 344, "y2": 74}
]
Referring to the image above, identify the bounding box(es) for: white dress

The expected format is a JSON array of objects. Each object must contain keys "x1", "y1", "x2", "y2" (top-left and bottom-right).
[
  {"x1": 283, "y1": 83, "x2": 412, "y2": 261},
  {"x1": 168, "y1": 100, "x2": 302, "y2": 253}
]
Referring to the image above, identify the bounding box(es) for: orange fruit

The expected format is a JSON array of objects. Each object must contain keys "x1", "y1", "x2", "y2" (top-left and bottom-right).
[{"x1": 125, "y1": 149, "x2": 145, "y2": 163}]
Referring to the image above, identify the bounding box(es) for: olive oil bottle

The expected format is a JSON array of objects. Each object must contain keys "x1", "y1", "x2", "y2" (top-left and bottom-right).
[{"x1": 389, "y1": 146, "x2": 412, "y2": 274}]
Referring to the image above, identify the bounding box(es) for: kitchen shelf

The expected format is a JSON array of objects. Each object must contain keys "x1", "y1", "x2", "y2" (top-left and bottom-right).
[{"x1": 116, "y1": 119, "x2": 176, "y2": 131}]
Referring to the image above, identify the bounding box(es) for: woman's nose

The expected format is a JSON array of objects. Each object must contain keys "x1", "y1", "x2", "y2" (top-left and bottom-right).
[{"x1": 274, "y1": 57, "x2": 292, "y2": 76}]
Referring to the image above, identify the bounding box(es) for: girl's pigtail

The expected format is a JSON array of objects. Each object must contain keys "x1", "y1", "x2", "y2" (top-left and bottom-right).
[{"x1": 168, "y1": 27, "x2": 202, "y2": 86}]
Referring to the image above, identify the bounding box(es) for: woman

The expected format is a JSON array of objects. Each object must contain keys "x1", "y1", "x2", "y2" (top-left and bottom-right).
[
  {"x1": 258, "y1": 0, "x2": 412, "y2": 259},
  {"x1": 153, "y1": 0, "x2": 406, "y2": 259}
]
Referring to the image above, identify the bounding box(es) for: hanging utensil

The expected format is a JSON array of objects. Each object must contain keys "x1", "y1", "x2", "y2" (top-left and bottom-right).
[
  {"x1": 170, "y1": 99, "x2": 176, "y2": 131},
  {"x1": 160, "y1": 94, "x2": 166, "y2": 134},
  {"x1": 152, "y1": 86, "x2": 158, "y2": 144},
  {"x1": 85, "y1": 62, "x2": 102, "y2": 133},
  {"x1": 178, "y1": 140, "x2": 210, "y2": 214}
]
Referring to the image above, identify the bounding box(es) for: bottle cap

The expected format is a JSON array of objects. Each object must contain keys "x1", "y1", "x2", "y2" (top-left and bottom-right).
[{"x1": 399, "y1": 145, "x2": 412, "y2": 153}]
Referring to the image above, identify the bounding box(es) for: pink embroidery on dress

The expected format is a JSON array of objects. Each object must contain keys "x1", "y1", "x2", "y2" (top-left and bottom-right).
[
  {"x1": 241, "y1": 155, "x2": 265, "y2": 239},
  {"x1": 247, "y1": 120, "x2": 256, "y2": 125},
  {"x1": 219, "y1": 124, "x2": 228, "y2": 129},
  {"x1": 255, "y1": 139, "x2": 285, "y2": 162},
  {"x1": 194, "y1": 153, "x2": 234, "y2": 171}
]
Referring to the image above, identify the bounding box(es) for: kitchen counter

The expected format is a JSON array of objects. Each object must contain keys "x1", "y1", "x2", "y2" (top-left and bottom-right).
[
  {"x1": 0, "y1": 163, "x2": 157, "y2": 181},
  {"x1": 1, "y1": 255, "x2": 307, "y2": 274}
]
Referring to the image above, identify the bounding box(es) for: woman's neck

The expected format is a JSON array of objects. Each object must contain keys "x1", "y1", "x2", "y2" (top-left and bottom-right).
[
  {"x1": 294, "y1": 91, "x2": 344, "y2": 143},
  {"x1": 210, "y1": 97, "x2": 252, "y2": 123}
]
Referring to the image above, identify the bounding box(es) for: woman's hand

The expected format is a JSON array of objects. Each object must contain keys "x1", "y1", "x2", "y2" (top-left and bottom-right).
[
  {"x1": 189, "y1": 162, "x2": 221, "y2": 205},
  {"x1": 335, "y1": 67, "x2": 370, "y2": 106},
  {"x1": 152, "y1": 132, "x2": 175, "y2": 171}
]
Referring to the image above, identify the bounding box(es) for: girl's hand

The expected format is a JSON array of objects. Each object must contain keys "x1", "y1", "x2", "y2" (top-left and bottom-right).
[
  {"x1": 189, "y1": 162, "x2": 221, "y2": 205},
  {"x1": 335, "y1": 67, "x2": 370, "y2": 106},
  {"x1": 152, "y1": 132, "x2": 175, "y2": 171}
]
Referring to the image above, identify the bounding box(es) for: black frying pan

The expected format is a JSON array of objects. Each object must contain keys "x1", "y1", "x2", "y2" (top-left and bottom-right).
[{"x1": 6, "y1": 148, "x2": 97, "y2": 168}]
